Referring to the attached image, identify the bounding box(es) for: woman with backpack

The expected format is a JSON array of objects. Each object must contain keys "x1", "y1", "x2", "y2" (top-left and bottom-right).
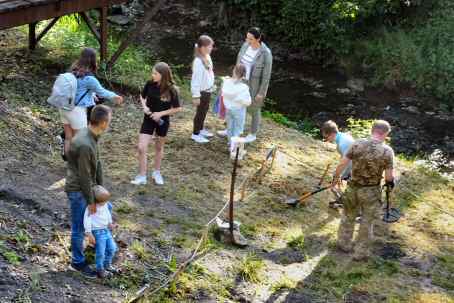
[
  {"x1": 60, "y1": 48, "x2": 123, "y2": 156},
  {"x1": 218, "y1": 27, "x2": 272, "y2": 143}
]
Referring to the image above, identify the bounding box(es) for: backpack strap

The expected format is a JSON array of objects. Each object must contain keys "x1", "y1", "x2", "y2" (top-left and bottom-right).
[{"x1": 74, "y1": 90, "x2": 90, "y2": 107}]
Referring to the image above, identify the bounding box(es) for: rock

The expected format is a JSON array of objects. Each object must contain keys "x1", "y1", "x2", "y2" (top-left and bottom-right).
[
  {"x1": 404, "y1": 106, "x2": 420, "y2": 114},
  {"x1": 308, "y1": 92, "x2": 327, "y2": 98},
  {"x1": 346, "y1": 78, "x2": 365, "y2": 92},
  {"x1": 198, "y1": 20, "x2": 211, "y2": 28},
  {"x1": 336, "y1": 88, "x2": 351, "y2": 94},
  {"x1": 107, "y1": 15, "x2": 131, "y2": 26}
]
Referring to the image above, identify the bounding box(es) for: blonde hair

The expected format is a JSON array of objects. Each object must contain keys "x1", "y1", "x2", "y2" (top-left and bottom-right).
[
  {"x1": 321, "y1": 120, "x2": 339, "y2": 136},
  {"x1": 93, "y1": 185, "x2": 111, "y2": 203},
  {"x1": 372, "y1": 120, "x2": 391, "y2": 135}
]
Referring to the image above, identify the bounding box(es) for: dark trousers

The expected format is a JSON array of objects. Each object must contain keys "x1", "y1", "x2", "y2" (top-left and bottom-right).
[{"x1": 193, "y1": 92, "x2": 211, "y2": 135}]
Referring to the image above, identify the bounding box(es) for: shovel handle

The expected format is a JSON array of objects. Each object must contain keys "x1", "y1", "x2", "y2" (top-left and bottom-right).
[
  {"x1": 297, "y1": 185, "x2": 334, "y2": 204},
  {"x1": 318, "y1": 164, "x2": 331, "y2": 188}
]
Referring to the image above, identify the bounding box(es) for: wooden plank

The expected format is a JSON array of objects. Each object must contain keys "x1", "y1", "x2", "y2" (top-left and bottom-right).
[
  {"x1": 99, "y1": 6, "x2": 108, "y2": 62},
  {"x1": 79, "y1": 11, "x2": 100, "y2": 42},
  {"x1": 0, "y1": 0, "x2": 30, "y2": 13},
  {"x1": 0, "y1": 0, "x2": 127, "y2": 30},
  {"x1": 36, "y1": 16, "x2": 59, "y2": 42}
]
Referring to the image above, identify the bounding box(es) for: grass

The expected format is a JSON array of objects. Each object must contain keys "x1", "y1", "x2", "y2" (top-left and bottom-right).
[
  {"x1": 287, "y1": 234, "x2": 305, "y2": 252},
  {"x1": 1, "y1": 26, "x2": 454, "y2": 303},
  {"x1": 270, "y1": 275, "x2": 297, "y2": 292},
  {"x1": 130, "y1": 240, "x2": 150, "y2": 261},
  {"x1": 235, "y1": 253, "x2": 265, "y2": 283}
]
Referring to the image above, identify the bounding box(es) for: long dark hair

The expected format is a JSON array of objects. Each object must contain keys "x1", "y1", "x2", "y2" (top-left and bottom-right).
[
  {"x1": 153, "y1": 62, "x2": 177, "y2": 101},
  {"x1": 247, "y1": 27, "x2": 264, "y2": 43},
  {"x1": 71, "y1": 48, "x2": 97, "y2": 77}
]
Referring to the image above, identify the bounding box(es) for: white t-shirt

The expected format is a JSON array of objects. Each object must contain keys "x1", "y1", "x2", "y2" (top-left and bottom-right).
[
  {"x1": 191, "y1": 56, "x2": 215, "y2": 98},
  {"x1": 222, "y1": 78, "x2": 252, "y2": 110},
  {"x1": 240, "y1": 46, "x2": 260, "y2": 80},
  {"x1": 84, "y1": 203, "x2": 112, "y2": 233}
]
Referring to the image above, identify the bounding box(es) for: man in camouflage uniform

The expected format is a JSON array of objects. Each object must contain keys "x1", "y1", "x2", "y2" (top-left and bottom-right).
[{"x1": 332, "y1": 120, "x2": 395, "y2": 260}]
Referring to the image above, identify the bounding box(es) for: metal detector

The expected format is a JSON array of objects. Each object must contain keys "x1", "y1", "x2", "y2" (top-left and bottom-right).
[{"x1": 382, "y1": 185, "x2": 401, "y2": 223}]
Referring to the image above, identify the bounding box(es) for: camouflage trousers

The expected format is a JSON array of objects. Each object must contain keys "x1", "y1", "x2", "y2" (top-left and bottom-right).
[{"x1": 336, "y1": 184, "x2": 382, "y2": 259}]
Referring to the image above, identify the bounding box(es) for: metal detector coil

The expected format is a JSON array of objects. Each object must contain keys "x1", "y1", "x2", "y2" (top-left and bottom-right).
[{"x1": 382, "y1": 186, "x2": 401, "y2": 223}]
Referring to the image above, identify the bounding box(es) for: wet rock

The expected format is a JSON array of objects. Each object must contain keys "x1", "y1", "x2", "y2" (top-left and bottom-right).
[
  {"x1": 347, "y1": 79, "x2": 365, "y2": 92},
  {"x1": 336, "y1": 88, "x2": 351, "y2": 94},
  {"x1": 404, "y1": 106, "x2": 420, "y2": 114},
  {"x1": 108, "y1": 15, "x2": 131, "y2": 26},
  {"x1": 308, "y1": 92, "x2": 327, "y2": 98}
]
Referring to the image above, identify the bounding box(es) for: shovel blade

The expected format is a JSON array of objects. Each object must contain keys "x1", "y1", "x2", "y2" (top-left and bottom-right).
[
  {"x1": 285, "y1": 197, "x2": 299, "y2": 207},
  {"x1": 383, "y1": 208, "x2": 401, "y2": 223}
]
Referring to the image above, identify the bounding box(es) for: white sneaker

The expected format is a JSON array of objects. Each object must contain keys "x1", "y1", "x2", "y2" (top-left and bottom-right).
[
  {"x1": 244, "y1": 134, "x2": 257, "y2": 143},
  {"x1": 131, "y1": 175, "x2": 147, "y2": 185},
  {"x1": 191, "y1": 134, "x2": 210, "y2": 143},
  {"x1": 200, "y1": 129, "x2": 214, "y2": 138},
  {"x1": 152, "y1": 171, "x2": 164, "y2": 185},
  {"x1": 217, "y1": 130, "x2": 228, "y2": 137}
]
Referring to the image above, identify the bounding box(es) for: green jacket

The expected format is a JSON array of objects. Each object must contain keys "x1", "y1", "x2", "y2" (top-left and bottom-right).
[
  {"x1": 65, "y1": 128, "x2": 103, "y2": 204},
  {"x1": 236, "y1": 42, "x2": 273, "y2": 108}
]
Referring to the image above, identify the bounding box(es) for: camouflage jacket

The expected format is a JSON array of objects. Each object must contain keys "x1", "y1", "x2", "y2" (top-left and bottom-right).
[{"x1": 346, "y1": 138, "x2": 394, "y2": 186}]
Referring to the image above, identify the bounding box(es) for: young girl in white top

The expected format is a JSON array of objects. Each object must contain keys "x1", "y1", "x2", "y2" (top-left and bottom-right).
[
  {"x1": 222, "y1": 64, "x2": 251, "y2": 151},
  {"x1": 191, "y1": 35, "x2": 215, "y2": 144}
]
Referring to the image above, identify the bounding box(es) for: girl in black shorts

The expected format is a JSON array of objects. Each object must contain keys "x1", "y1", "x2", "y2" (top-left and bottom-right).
[{"x1": 131, "y1": 62, "x2": 182, "y2": 185}]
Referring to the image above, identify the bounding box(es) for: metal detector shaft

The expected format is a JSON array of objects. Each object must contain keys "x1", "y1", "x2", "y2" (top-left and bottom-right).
[{"x1": 229, "y1": 147, "x2": 240, "y2": 236}]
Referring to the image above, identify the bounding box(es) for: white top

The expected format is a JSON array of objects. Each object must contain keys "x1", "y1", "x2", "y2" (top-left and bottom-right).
[
  {"x1": 240, "y1": 46, "x2": 260, "y2": 80},
  {"x1": 84, "y1": 203, "x2": 112, "y2": 233},
  {"x1": 191, "y1": 56, "x2": 215, "y2": 98},
  {"x1": 221, "y1": 77, "x2": 251, "y2": 110}
]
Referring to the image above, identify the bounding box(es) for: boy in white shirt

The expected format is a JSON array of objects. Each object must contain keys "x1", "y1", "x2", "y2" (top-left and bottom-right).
[{"x1": 84, "y1": 185, "x2": 118, "y2": 278}]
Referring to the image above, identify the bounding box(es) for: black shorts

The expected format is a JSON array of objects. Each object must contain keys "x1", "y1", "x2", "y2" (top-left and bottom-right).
[{"x1": 140, "y1": 116, "x2": 170, "y2": 137}]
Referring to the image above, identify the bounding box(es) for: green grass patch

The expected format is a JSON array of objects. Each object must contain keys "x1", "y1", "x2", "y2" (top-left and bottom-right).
[
  {"x1": 287, "y1": 234, "x2": 305, "y2": 252},
  {"x1": 235, "y1": 253, "x2": 265, "y2": 283},
  {"x1": 130, "y1": 240, "x2": 150, "y2": 261}
]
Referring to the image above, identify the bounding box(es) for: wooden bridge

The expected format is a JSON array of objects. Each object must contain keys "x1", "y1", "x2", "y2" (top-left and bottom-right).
[{"x1": 0, "y1": 0, "x2": 131, "y2": 63}]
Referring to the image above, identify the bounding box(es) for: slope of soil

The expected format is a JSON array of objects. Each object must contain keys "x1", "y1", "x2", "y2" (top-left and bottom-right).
[{"x1": 0, "y1": 28, "x2": 453, "y2": 303}]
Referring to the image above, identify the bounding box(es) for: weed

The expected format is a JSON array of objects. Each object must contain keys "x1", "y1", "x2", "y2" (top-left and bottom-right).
[
  {"x1": 270, "y1": 275, "x2": 297, "y2": 291},
  {"x1": 236, "y1": 253, "x2": 265, "y2": 283},
  {"x1": 3, "y1": 250, "x2": 21, "y2": 265},
  {"x1": 130, "y1": 240, "x2": 149, "y2": 261},
  {"x1": 287, "y1": 234, "x2": 305, "y2": 252},
  {"x1": 116, "y1": 200, "x2": 137, "y2": 214},
  {"x1": 0, "y1": 241, "x2": 21, "y2": 265}
]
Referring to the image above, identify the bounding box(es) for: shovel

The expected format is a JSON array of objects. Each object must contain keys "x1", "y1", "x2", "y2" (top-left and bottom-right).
[
  {"x1": 285, "y1": 163, "x2": 332, "y2": 207},
  {"x1": 285, "y1": 184, "x2": 334, "y2": 207},
  {"x1": 382, "y1": 185, "x2": 401, "y2": 223}
]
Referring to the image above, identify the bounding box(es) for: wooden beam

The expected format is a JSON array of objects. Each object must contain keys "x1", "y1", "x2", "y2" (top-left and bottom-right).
[
  {"x1": 79, "y1": 12, "x2": 100, "y2": 42},
  {"x1": 0, "y1": 0, "x2": 126, "y2": 30},
  {"x1": 28, "y1": 21, "x2": 37, "y2": 50},
  {"x1": 107, "y1": 0, "x2": 166, "y2": 69},
  {"x1": 36, "y1": 17, "x2": 59, "y2": 43},
  {"x1": 99, "y1": 6, "x2": 108, "y2": 62}
]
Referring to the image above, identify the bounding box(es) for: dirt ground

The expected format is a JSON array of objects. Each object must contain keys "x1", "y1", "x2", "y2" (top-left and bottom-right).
[{"x1": 0, "y1": 29, "x2": 453, "y2": 303}]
